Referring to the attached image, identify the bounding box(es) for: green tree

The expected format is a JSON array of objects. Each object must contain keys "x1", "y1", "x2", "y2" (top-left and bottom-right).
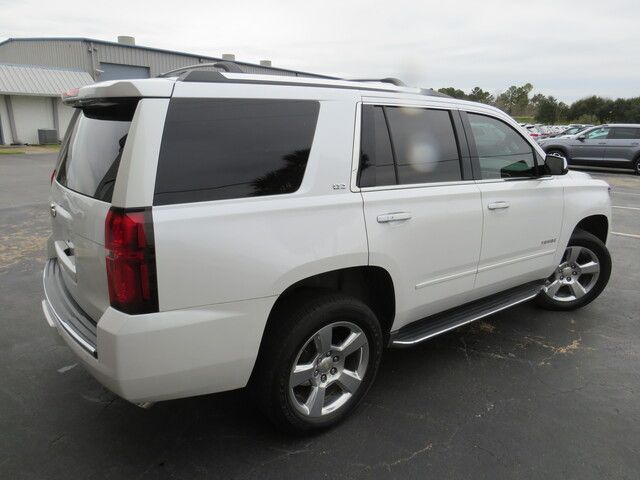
[
  {"x1": 569, "y1": 96, "x2": 608, "y2": 123},
  {"x1": 467, "y1": 87, "x2": 494, "y2": 104},
  {"x1": 496, "y1": 83, "x2": 533, "y2": 115},
  {"x1": 557, "y1": 102, "x2": 569, "y2": 122},
  {"x1": 437, "y1": 87, "x2": 467, "y2": 99},
  {"x1": 535, "y1": 95, "x2": 559, "y2": 124}
]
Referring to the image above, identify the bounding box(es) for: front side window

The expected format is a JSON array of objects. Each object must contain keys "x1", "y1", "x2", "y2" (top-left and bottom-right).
[
  {"x1": 467, "y1": 113, "x2": 537, "y2": 179},
  {"x1": 584, "y1": 127, "x2": 610, "y2": 139},
  {"x1": 358, "y1": 105, "x2": 462, "y2": 187},
  {"x1": 155, "y1": 99, "x2": 320, "y2": 205}
]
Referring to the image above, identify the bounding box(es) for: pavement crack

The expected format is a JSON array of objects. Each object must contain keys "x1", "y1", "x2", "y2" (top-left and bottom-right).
[
  {"x1": 49, "y1": 434, "x2": 65, "y2": 448},
  {"x1": 459, "y1": 337, "x2": 470, "y2": 363},
  {"x1": 383, "y1": 442, "x2": 433, "y2": 470}
]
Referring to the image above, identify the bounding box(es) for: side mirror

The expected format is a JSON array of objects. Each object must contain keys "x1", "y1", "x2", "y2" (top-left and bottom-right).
[
  {"x1": 578, "y1": 134, "x2": 586, "y2": 140},
  {"x1": 544, "y1": 154, "x2": 569, "y2": 175}
]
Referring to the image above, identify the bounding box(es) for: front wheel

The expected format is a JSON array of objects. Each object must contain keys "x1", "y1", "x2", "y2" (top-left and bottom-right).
[
  {"x1": 547, "y1": 149, "x2": 568, "y2": 161},
  {"x1": 634, "y1": 157, "x2": 640, "y2": 175},
  {"x1": 536, "y1": 230, "x2": 611, "y2": 311},
  {"x1": 250, "y1": 291, "x2": 384, "y2": 433}
]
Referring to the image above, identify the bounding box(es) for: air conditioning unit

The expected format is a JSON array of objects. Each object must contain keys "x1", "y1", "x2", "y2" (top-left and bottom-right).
[{"x1": 38, "y1": 129, "x2": 58, "y2": 145}]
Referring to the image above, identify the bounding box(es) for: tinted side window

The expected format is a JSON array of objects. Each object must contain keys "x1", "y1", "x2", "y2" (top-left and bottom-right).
[
  {"x1": 358, "y1": 105, "x2": 396, "y2": 187},
  {"x1": 609, "y1": 127, "x2": 640, "y2": 139},
  {"x1": 467, "y1": 113, "x2": 536, "y2": 179},
  {"x1": 385, "y1": 107, "x2": 462, "y2": 184},
  {"x1": 155, "y1": 99, "x2": 320, "y2": 205}
]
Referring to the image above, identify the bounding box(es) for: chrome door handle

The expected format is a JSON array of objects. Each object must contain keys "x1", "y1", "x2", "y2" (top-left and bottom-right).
[
  {"x1": 377, "y1": 212, "x2": 412, "y2": 223},
  {"x1": 487, "y1": 201, "x2": 510, "y2": 210}
]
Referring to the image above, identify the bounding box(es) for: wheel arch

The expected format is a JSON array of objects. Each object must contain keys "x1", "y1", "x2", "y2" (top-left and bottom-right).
[
  {"x1": 262, "y1": 266, "x2": 396, "y2": 344},
  {"x1": 545, "y1": 145, "x2": 569, "y2": 157},
  {"x1": 574, "y1": 214, "x2": 609, "y2": 244}
]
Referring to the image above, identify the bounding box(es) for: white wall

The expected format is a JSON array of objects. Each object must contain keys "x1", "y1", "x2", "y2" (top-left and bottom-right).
[
  {"x1": 0, "y1": 95, "x2": 12, "y2": 144},
  {"x1": 11, "y1": 95, "x2": 54, "y2": 144}
]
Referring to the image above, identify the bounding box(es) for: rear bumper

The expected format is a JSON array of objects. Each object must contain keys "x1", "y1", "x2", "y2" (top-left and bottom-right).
[{"x1": 42, "y1": 259, "x2": 277, "y2": 403}]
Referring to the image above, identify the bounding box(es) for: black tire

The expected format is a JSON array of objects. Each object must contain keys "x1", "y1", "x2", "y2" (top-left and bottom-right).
[
  {"x1": 633, "y1": 157, "x2": 640, "y2": 176},
  {"x1": 250, "y1": 290, "x2": 384, "y2": 433},
  {"x1": 547, "y1": 149, "x2": 568, "y2": 161},
  {"x1": 535, "y1": 229, "x2": 611, "y2": 311}
]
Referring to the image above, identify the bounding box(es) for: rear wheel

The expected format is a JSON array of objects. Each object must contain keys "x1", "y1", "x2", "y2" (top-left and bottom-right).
[
  {"x1": 634, "y1": 157, "x2": 640, "y2": 175},
  {"x1": 251, "y1": 291, "x2": 383, "y2": 433},
  {"x1": 536, "y1": 230, "x2": 611, "y2": 311}
]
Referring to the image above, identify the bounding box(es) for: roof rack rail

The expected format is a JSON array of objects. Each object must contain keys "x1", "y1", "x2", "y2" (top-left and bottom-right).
[
  {"x1": 158, "y1": 61, "x2": 338, "y2": 80},
  {"x1": 158, "y1": 65, "x2": 450, "y2": 99},
  {"x1": 159, "y1": 61, "x2": 244, "y2": 78},
  {"x1": 349, "y1": 77, "x2": 406, "y2": 87},
  {"x1": 420, "y1": 88, "x2": 451, "y2": 98}
]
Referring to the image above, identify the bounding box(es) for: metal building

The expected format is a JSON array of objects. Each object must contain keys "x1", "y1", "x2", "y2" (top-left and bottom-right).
[{"x1": 0, "y1": 36, "x2": 328, "y2": 145}]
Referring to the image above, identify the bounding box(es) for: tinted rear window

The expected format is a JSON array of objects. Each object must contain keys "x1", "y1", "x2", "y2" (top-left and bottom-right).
[
  {"x1": 359, "y1": 105, "x2": 396, "y2": 187},
  {"x1": 358, "y1": 105, "x2": 462, "y2": 187},
  {"x1": 154, "y1": 98, "x2": 320, "y2": 205},
  {"x1": 56, "y1": 101, "x2": 136, "y2": 202},
  {"x1": 609, "y1": 127, "x2": 640, "y2": 139}
]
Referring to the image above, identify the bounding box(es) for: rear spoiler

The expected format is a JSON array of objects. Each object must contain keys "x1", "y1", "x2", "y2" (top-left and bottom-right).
[{"x1": 62, "y1": 78, "x2": 175, "y2": 106}]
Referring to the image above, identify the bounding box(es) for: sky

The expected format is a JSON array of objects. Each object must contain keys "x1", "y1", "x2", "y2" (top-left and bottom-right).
[{"x1": 1, "y1": 0, "x2": 639, "y2": 103}]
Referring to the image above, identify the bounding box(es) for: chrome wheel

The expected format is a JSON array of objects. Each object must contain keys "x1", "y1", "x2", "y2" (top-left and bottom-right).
[
  {"x1": 544, "y1": 246, "x2": 601, "y2": 302},
  {"x1": 288, "y1": 321, "x2": 369, "y2": 418}
]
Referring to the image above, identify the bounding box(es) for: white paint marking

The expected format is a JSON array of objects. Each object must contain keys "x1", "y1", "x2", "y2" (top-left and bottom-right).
[
  {"x1": 611, "y1": 231, "x2": 640, "y2": 239},
  {"x1": 612, "y1": 191, "x2": 640, "y2": 197},
  {"x1": 613, "y1": 205, "x2": 640, "y2": 211},
  {"x1": 57, "y1": 363, "x2": 77, "y2": 374}
]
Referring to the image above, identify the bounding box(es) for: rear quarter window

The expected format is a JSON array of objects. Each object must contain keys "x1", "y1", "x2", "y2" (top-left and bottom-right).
[{"x1": 154, "y1": 98, "x2": 320, "y2": 205}]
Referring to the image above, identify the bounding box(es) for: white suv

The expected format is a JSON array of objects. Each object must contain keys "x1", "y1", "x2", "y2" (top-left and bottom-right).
[{"x1": 42, "y1": 67, "x2": 612, "y2": 432}]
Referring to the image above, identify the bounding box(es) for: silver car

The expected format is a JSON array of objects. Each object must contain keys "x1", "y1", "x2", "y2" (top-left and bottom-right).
[{"x1": 539, "y1": 124, "x2": 640, "y2": 175}]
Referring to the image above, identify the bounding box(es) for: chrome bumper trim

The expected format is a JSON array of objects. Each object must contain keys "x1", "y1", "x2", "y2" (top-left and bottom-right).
[{"x1": 42, "y1": 260, "x2": 98, "y2": 357}]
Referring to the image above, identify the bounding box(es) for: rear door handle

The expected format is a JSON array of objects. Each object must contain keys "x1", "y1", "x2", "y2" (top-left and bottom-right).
[
  {"x1": 487, "y1": 201, "x2": 510, "y2": 210},
  {"x1": 377, "y1": 212, "x2": 412, "y2": 223}
]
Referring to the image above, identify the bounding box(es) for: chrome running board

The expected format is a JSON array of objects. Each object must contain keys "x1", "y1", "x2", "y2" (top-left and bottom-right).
[{"x1": 390, "y1": 281, "x2": 545, "y2": 347}]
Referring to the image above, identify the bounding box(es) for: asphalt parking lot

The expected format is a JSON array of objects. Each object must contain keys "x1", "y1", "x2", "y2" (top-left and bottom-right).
[{"x1": 1, "y1": 153, "x2": 639, "y2": 479}]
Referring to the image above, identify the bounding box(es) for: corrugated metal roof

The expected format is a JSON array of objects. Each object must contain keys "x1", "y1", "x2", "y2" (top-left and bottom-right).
[
  {"x1": 0, "y1": 63, "x2": 93, "y2": 96},
  {"x1": 0, "y1": 37, "x2": 335, "y2": 79}
]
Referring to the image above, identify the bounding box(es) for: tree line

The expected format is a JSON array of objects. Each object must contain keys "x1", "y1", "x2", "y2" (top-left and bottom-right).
[{"x1": 437, "y1": 84, "x2": 640, "y2": 125}]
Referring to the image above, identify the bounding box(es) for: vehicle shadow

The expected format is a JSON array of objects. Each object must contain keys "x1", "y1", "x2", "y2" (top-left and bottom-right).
[{"x1": 40, "y1": 301, "x2": 595, "y2": 479}]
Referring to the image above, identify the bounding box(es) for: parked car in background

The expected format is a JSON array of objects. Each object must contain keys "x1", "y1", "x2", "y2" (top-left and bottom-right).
[
  {"x1": 524, "y1": 124, "x2": 545, "y2": 139},
  {"x1": 550, "y1": 125, "x2": 593, "y2": 138},
  {"x1": 539, "y1": 124, "x2": 640, "y2": 174}
]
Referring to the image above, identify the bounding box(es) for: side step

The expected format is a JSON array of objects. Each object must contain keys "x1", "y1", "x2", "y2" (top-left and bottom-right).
[{"x1": 390, "y1": 281, "x2": 545, "y2": 347}]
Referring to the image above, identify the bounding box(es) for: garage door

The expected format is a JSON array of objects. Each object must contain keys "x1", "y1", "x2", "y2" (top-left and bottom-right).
[{"x1": 98, "y1": 63, "x2": 150, "y2": 81}]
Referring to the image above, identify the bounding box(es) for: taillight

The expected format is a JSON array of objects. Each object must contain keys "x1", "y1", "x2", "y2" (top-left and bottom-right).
[
  {"x1": 105, "y1": 207, "x2": 158, "y2": 314},
  {"x1": 50, "y1": 169, "x2": 56, "y2": 184}
]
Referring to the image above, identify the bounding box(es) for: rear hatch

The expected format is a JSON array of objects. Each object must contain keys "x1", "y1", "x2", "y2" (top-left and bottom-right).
[{"x1": 50, "y1": 99, "x2": 138, "y2": 320}]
